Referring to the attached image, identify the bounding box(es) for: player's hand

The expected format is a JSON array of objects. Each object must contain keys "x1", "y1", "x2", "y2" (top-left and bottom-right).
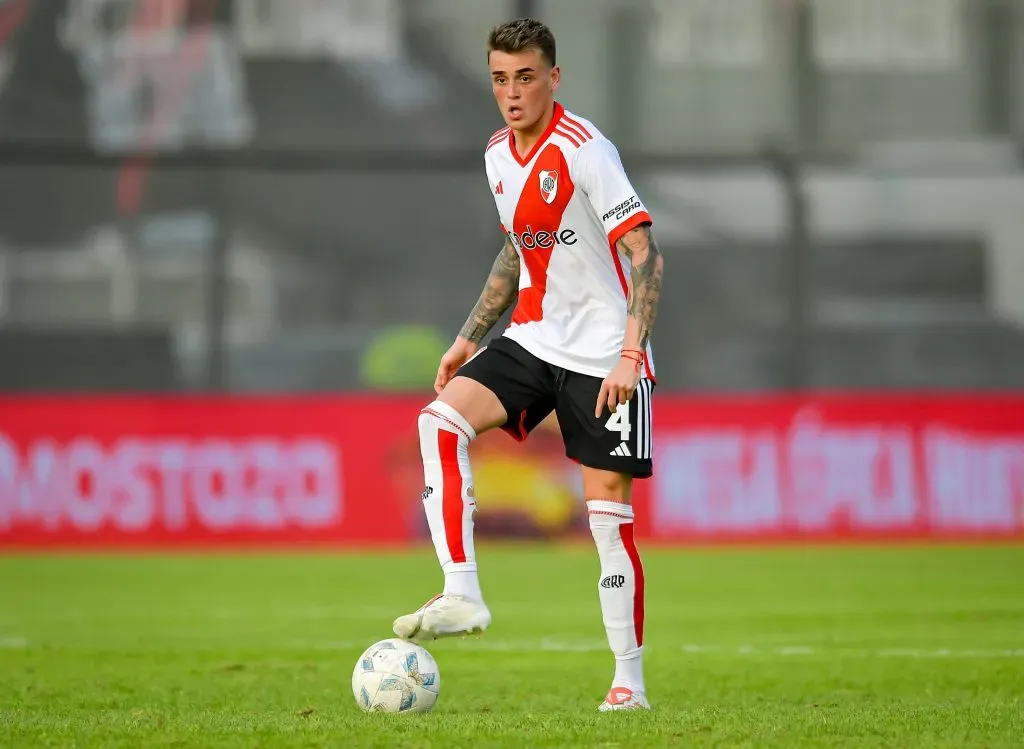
[
  {"x1": 435, "y1": 337, "x2": 479, "y2": 394},
  {"x1": 595, "y1": 357, "x2": 642, "y2": 418}
]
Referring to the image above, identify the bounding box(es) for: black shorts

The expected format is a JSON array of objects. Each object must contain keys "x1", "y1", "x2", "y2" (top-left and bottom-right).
[{"x1": 456, "y1": 336, "x2": 654, "y2": 478}]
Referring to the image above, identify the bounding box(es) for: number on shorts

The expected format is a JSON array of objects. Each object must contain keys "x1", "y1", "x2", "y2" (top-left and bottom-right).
[{"x1": 604, "y1": 404, "x2": 631, "y2": 442}]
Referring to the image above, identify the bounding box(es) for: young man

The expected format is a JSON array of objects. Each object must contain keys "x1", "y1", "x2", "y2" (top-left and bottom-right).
[{"x1": 393, "y1": 18, "x2": 663, "y2": 712}]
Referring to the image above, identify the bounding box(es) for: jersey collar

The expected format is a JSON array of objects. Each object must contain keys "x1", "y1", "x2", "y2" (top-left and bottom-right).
[{"x1": 508, "y1": 102, "x2": 564, "y2": 167}]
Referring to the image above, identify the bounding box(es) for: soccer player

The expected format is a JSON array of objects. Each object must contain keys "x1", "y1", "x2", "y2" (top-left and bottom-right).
[{"x1": 392, "y1": 18, "x2": 663, "y2": 712}]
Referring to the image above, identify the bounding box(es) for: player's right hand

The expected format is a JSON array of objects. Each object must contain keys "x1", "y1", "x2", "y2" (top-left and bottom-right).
[{"x1": 435, "y1": 337, "x2": 479, "y2": 394}]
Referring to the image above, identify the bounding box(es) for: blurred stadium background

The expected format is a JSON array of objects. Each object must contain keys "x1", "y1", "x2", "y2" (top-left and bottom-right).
[
  {"x1": 0, "y1": 0, "x2": 1022, "y2": 546},
  {"x1": 1, "y1": 3, "x2": 1023, "y2": 745}
]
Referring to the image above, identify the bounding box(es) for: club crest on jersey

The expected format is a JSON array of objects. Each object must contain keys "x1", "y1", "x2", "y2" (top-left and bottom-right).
[{"x1": 539, "y1": 170, "x2": 558, "y2": 204}]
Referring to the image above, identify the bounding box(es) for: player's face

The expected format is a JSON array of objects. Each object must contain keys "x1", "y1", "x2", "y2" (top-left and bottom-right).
[{"x1": 489, "y1": 48, "x2": 560, "y2": 132}]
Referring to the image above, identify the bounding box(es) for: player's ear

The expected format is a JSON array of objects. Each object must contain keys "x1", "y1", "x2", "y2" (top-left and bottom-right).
[{"x1": 549, "y1": 65, "x2": 561, "y2": 93}]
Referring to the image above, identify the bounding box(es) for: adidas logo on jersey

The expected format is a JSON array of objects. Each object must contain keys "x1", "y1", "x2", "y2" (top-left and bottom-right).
[
  {"x1": 495, "y1": 181, "x2": 504, "y2": 195},
  {"x1": 610, "y1": 443, "x2": 632, "y2": 457}
]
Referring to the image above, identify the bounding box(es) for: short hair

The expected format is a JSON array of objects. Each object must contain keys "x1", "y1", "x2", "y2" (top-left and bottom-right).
[{"x1": 487, "y1": 18, "x2": 556, "y2": 68}]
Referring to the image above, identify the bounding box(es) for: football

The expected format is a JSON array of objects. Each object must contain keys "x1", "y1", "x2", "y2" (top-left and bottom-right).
[{"x1": 351, "y1": 638, "x2": 441, "y2": 714}]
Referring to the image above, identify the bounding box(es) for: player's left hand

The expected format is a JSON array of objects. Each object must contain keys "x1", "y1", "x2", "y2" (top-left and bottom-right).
[{"x1": 596, "y1": 356, "x2": 642, "y2": 418}]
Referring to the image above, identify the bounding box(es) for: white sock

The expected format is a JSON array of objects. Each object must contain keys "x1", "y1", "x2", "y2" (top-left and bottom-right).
[
  {"x1": 419, "y1": 401, "x2": 483, "y2": 603},
  {"x1": 588, "y1": 500, "x2": 645, "y2": 694},
  {"x1": 443, "y1": 570, "x2": 483, "y2": 602}
]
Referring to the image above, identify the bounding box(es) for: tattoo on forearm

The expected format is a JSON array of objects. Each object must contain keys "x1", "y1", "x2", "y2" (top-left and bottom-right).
[
  {"x1": 618, "y1": 225, "x2": 664, "y2": 349},
  {"x1": 459, "y1": 237, "x2": 521, "y2": 343}
]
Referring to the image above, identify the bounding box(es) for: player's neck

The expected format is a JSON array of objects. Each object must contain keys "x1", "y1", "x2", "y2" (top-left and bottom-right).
[{"x1": 512, "y1": 100, "x2": 556, "y2": 159}]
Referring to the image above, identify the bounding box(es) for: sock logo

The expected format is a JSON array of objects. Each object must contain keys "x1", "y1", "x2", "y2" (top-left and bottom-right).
[
  {"x1": 600, "y1": 574, "x2": 626, "y2": 589},
  {"x1": 421, "y1": 486, "x2": 434, "y2": 501}
]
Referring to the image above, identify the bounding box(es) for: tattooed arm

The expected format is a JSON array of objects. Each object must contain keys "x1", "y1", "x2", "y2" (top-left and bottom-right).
[
  {"x1": 595, "y1": 223, "x2": 664, "y2": 415},
  {"x1": 617, "y1": 223, "x2": 664, "y2": 351},
  {"x1": 434, "y1": 235, "x2": 520, "y2": 394},
  {"x1": 458, "y1": 235, "x2": 520, "y2": 343}
]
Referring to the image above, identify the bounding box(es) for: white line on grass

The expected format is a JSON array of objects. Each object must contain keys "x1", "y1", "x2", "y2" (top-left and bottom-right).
[
  {"x1": 286, "y1": 640, "x2": 359, "y2": 650},
  {"x1": 280, "y1": 638, "x2": 1024, "y2": 659},
  {"x1": 210, "y1": 606, "x2": 399, "y2": 621},
  {"x1": 433, "y1": 641, "x2": 1024, "y2": 658},
  {"x1": 11, "y1": 636, "x2": 1018, "y2": 658},
  {"x1": 680, "y1": 644, "x2": 1024, "y2": 658}
]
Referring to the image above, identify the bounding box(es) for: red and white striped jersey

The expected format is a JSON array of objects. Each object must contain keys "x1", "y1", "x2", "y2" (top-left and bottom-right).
[{"x1": 484, "y1": 103, "x2": 656, "y2": 380}]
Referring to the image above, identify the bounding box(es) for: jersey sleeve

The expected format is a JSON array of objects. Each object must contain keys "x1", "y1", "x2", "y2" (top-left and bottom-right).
[
  {"x1": 573, "y1": 139, "x2": 652, "y2": 247},
  {"x1": 484, "y1": 153, "x2": 508, "y2": 235}
]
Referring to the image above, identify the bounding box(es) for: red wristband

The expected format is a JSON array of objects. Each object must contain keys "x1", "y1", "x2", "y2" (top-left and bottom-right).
[{"x1": 621, "y1": 351, "x2": 643, "y2": 372}]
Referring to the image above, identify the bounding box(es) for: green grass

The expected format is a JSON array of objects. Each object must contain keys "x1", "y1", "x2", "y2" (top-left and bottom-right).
[{"x1": 1, "y1": 545, "x2": 1022, "y2": 748}]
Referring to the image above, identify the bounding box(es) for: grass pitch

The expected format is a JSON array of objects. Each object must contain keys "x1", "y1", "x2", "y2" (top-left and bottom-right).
[{"x1": 1, "y1": 544, "x2": 1022, "y2": 747}]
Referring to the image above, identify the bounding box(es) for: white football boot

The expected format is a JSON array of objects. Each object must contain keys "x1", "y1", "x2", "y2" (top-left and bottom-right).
[
  {"x1": 392, "y1": 594, "x2": 491, "y2": 642},
  {"x1": 598, "y1": 686, "x2": 652, "y2": 712}
]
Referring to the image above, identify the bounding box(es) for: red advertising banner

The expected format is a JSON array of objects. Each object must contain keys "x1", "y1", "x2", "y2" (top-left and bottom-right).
[
  {"x1": 1, "y1": 394, "x2": 1022, "y2": 547},
  {"x1": 0, "y1": 395, "x2": 428, "y2": 548},
  {"x1": 640, "y1": 395, "x2": 1024, "y2": 542}
]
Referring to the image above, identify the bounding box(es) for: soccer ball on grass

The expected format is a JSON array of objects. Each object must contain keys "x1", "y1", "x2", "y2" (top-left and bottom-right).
[{"x1": 352, "y1": 638, "x2": 441, "y2": 714}]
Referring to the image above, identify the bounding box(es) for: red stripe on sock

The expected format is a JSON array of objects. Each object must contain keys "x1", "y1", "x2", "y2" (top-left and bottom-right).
[
  {"x1": 619, "y1": 522, "x2": 644, "y2": 646},
  {"x1": 422, "y1": 407, "x2": 470, "y2": 441},
  {"x1": 588, "y1": 509, "x2": 633, "y2": 520},
  {"x1": 437, "y1": 429, "x2": 466, "y2": 564}
]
